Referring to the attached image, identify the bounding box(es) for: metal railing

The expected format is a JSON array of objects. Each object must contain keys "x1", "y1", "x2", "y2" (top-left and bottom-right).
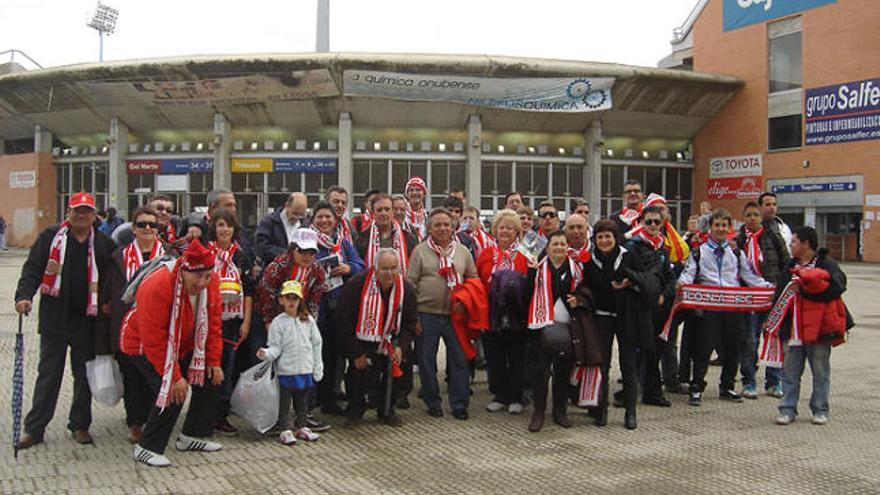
[
  {"x1": 672, "y1": 0, "x2": 710, "y2": 43},
  {"x1": 0, "y1": 49, "x2": 44, "y2": 70}
]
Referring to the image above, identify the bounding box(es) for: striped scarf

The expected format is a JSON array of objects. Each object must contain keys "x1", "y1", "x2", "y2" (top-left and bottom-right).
[
  {"x1": 337, "y1": 216, "x2": 353, "y2": 244},
  {"x1": 40, "y1": 221, "x2": 99, "y2": 317},
  {"x1": 626, "y1": 224, "x2": 664, "y2": 251},
  {"x1": 355, "y1": 268, "x2": 404, "y2": 345},
  {"x1": 427, "y1": 237, "x2": 461, "y2": 288},
  {"x1": 405, "y1": 204, "x2": 427, "y2": 241},
  {"x1": 745, "y1": 227, "x2": 764, "y2": 276},
  {"x1": 209, "y1": 241, "x2": 243, "y2": 321},
  {"x1": 311, "y1": 226, "x2": 343, "y2": 254},
  {"x1": 527, "y1": 257, "x2": 583, "y2": 329},
  {"x1": 660, "y1": 284, "x2": 777, "y2": 340},
  {"x1": 462, "y1": 226, "x2": 496, "y2": 257},
  {"x1": 760, "y1": 258, "x2": 816, "y2": 367},
  {"x1": 492, "y1": 243, "x2": 520, "y2": 275},
  {"x1": 618, "y1": 206, "x2": 642, "y2": 229},
  {"x1": 366, "y1": 221, "x2": 409, "y2": 275},
  {"x1": 123, "y1": 240, "x2": 164, "y2": 281}
]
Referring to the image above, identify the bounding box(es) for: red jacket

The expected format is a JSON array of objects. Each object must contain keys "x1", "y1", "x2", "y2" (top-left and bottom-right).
[
  {"x1": 450, "y1": 278, "x2": 490, "y2": 361},
  {"x1": 475, "y1": 245, "x2": 529, "y2": 294},
  {"x1": 121, "y1": 265, "x2": 223, "y2": 382},
  {"x1": 797, "y1": 267, "x2": 847, "y2": 346}
]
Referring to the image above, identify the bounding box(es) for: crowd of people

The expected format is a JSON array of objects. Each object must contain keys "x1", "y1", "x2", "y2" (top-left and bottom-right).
[{"x1": 12, "y1": 176, "x2": 851, "y2": 467}]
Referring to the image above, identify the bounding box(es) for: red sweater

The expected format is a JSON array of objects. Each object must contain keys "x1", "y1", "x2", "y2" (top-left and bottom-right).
[
  {"x1": 121, "y1": 266, "x2": 223, "y2": 382},
  {"x1": 476, "y1": 245, "x2": 529, "y2": 293}
]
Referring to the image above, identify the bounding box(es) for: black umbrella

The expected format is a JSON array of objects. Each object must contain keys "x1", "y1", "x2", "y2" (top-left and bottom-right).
[{"x1": 12, "y1": 313, "x2": 24, "y2": 459}]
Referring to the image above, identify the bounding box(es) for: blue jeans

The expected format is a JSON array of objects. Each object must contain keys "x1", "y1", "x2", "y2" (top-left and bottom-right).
[
  {"x1": 779, "y1": 343, "x2": 831, "y2": 417},
  {"x1": 418, "y1": 312, "x2": 470, "y2": 412},
  {"x1": 740, "y1": 311, "x2": 782, "y2": 389}
]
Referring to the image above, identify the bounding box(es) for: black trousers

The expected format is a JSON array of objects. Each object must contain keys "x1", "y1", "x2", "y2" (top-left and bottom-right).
[
  {"x1": 640, "y1": 311, "x2": 667, "y2": 400},
  {"x1": 116, "y1": 351, "x2": 151, "y2": 428},
  {"x1": 597, "y1": 315, "x2": 638, "y2": 412},
  {"x1": 345, "y1": 343, "x2": 397, "y2": 419},
  {"x1": 278, "y1": 386, "x2": 311, "y2": 430},
  {"x1": 132, "y1": 355, "x2": 219, "y2": 455},
  {"x1": 678, "y1": 314, "x2": 700, "y2": 385},
  {"x1": 691, "y1": 311, "x2": 744, "y2": 392},
  {"x1": 216, "y1": 318, "x2": 242, "y2": 422},
  {"x1": 25, "y1": 317, "x2": 94, "y2": 438},
  {"x1": 532, "y1": 327, "x2": 573, "y2": 413},
  {"x1": 316, "y1": 316, "x2": 339, "y2": 409},
  {"x1": 483, "y1": 330, "x2": 526, "y2": 404},
  {"x1": 396, "y1": 340, "x2": 414, "y2": 400}
]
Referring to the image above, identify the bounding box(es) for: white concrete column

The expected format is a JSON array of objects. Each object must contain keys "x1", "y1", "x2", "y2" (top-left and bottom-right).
[
  {"x1": 583, "y1": 120, "x2": 603, "y2": 222},
  {"x1": 466, "y1": 115, "x2": 482, "y2": 207},
  {"x1": 213, "y1": 113, "x2": 232, "y2": 190},
  {"x1": 108, "y1": 117, "x2": 129, "y2": 217},
  {"x1": 805, "y1": 207, "x2": 817, "y2": 228},
  {"x1": 34, "y1": 124, "x2": 52, "y2": 153},
  {"x1": 338, "y1": 112, "x2": 353, "y2": 203}
]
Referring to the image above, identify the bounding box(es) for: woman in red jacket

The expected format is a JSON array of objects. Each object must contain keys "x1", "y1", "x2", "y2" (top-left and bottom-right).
[{"x1": 121, "y1": 239, "x2": 224, "y2": 467}]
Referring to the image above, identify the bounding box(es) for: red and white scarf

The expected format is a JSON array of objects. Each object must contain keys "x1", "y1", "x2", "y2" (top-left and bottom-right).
[
  {"x1": 569, "y1": 242, "x2": 592, "y2": 263},
  {"x1": 660, "y1": 284, "x2": 777, "y2": 340},
  {"x1": 745, "y1": 227, "x2": 765, "y2": 276},
  {"x1": 209, "y1": 241, "x2": 243, "y2": 321},
  {"x1": 159, "y1": 223, "x2": 176, "y2": 244},
  {"x1": 570, "y1": 366, "x2": 602, "y2": 407},
  {"x1": 366, "y1": 221, "x2": 409, "y2": 275},
  {"x1": 527, "y1": 257, "x2": 583, "y2": 329},
  {"x1": 618, "y1": 206, "x2": 642, "y2": 229},
  {"x1": 355, "y1": 268, "x2": 404, "y2": 345},
  {"x1": 357, "y1": 210, "x2": 374, "y2": 232},
  {"x1": 312, "y1": 226, "x2": 343, "y2": 254},
  {"x1": 462, "y1": 227, "x2": 496, "y2": 257},
  {"x1": 405, "y1": 204, "x2": 427, "y2": 241},
  {"x1": 759, "y1": 280, "x2": 802, "y2": 368},
  {"x1": 156, "y1": 263, "x2": 209, "y2": 411},
  {"x1": 427, "y1": 237, "x2": 462, "y2": 288},
  {"x1": 123, "y1": 240, "x2": 164, "y2": 281},
  {"x1": 492, "y1": 243, "x2": 520, "y2": 275},
  {"x1": 40, "y1": 221, "x2": 99, "y2": 317},
  {"x1": 337, "y1": 216, "x2": 353, "y2": 244},
  {"x1": 626, "y1": 224, "x2": 664, "y2": 251}
]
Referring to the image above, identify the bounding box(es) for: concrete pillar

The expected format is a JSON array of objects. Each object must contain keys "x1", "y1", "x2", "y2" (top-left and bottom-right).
[
  {"x1": 338, "y1": 112, "x2": 353, "y2": 205},
  {"x1": 213, "y1": 113, "x2": 232, "y2": 190},
  {"x1": 34, "y1": 124, "x2": 52, "y2": 153},
  {"x1": 108, "y1": 117, "x2": 129, "y2": 217},
  {"x1": 466, "y1": 115, "x2": 482, "y2": 208},
  {"x1": 583, "y1": 120, "x2": 603, "y2": 222},
  {"x1": 0, "y1": 138, "x2": 6, "y2": 155},
  {"x1": 805, "y1": 207, "x2": 817, "y2": 228}
]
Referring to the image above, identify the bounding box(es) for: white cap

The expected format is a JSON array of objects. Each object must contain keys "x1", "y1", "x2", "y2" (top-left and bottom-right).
[{"x1": 292, "y1": 227, "x2": 318, "y2": 251}]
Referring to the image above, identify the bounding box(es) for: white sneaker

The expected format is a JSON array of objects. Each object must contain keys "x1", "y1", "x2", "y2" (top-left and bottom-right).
[
  {"x1": 279, "y1": 430, "x2": 297, "y2": 445},
  {"x1": 134, "y1": 444, "x2": 171, "y2": 467},
  {"x1": 508, "y1": 402, "x2": 524, "y2": 415},
  {"x1": 775, "y1": 413, "x2": 795, "y2": 425},
  {"x1": 812, "y1": 414, "x2": 829, "y2": 425},
  {"x1": 486, "y1": 401, "x2": 505, "y2": 413},
  {"x1": 295, "y1": 427, "x2": 320, "y2": 442},
  {"x1": 175, "y1": 433, "x2": 222, "y2": 452}
]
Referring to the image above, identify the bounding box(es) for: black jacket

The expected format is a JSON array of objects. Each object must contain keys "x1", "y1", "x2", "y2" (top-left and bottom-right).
[
  {"x1": 255, "y1": 211, "x2": 292, "y2": 266},
  {"x1": 624, "y1": 236, "x2": 677, "y2": 318},
  {"x1": 334, "y1": 271, "x2": 418, "y2": 359},
  {"x1": 353, "y1": 226, "x2": 419, "y2": 264},
  {"x1": 15, "y1": 225, "x2": 116, "y2": 335},
  {"x1": 734, "y1": 221, "x2": 790, "y2": 285}
]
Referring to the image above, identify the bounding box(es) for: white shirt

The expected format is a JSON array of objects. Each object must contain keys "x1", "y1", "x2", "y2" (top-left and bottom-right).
[
  {"x1": 280, "y1": 212, "x2": 300, "y2": 245},
  {"x1": 678, "y1": 240, "x2": 773, "y2": 288}
]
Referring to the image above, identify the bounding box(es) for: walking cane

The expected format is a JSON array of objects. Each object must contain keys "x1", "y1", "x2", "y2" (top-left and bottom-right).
[{"x1": 12, "y1": 313, "x2": 25, "y2": 459}]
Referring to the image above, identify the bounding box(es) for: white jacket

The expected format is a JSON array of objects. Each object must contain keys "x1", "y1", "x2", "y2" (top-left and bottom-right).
[{"x1": 261, "y1": 313, "x2": 324, "y2": 381}]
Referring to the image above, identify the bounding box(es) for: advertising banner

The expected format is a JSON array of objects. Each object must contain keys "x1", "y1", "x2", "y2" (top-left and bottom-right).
[
  {"x1": 804, "y1": 78, "x2": 880, "y2": 146},
  {"x1": 723, "y1": 0, "x2": 836, "y2": 32},
  {"x1": 344, "y1": 70, "x2": 613, "y2": 113},
  {"x1": 161, "y1": 158, "x2": 213, "y2": 174},
  {"x1": 9, "y1": 171, "x2": 36, "y2": 189},
  {"x1": 772, "y1": 182, "x2": 856, "y2": 194},
  {"x1": 127, "y1": 160, "x2": 161, "y2": 174},
  {"x1": 231, "y1": 158, "x2": 273, "y2": 173},
  {"x1": 709, "y1": 154, "x2": 762, "y2": 179},
  {"x1": 274, "y1": 158, "x2": 336, "y2": 173},
  {"x1": 708, "y1": 176, "x2": 763, "y2": 200}
]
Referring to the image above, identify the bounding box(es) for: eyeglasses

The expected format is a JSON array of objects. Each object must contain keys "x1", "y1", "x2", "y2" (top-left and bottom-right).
[
  {"x1": 644, "y1": 219, "x2": 662, "y2": 226},
  {"x1": 135, "y1": 221, "x2": 158, "y2": 229},
  {"x1": 540, "y1": 211, "x2": 557, "y2": 219}
]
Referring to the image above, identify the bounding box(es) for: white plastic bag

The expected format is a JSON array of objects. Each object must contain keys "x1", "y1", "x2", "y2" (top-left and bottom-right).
[
  {"x1": 86, "y1": 355, "x2": 124, "y2": 407},
  {"x1": 230, "y1": 361, "x2": 279, "y2": 434}
]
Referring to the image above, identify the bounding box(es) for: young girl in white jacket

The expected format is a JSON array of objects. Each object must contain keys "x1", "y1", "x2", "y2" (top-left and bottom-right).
[{"x1": 257, "y1": 280, "x2": 323, "y2": 445}]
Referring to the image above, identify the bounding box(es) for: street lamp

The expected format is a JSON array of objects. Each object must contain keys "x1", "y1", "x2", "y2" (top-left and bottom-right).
[{"x1": 86, "y1": 2, "x2": 119, "y2": 62}]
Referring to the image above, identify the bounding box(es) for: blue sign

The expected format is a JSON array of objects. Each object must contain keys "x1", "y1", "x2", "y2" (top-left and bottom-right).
[
  {"x1": 772, "y1": 182, "x2": 856, "y2": 194},
  {"x1": 160, "y1": 158, "x2": 214, "y2": 174},
  {"x1": 723, "y1": 0, "x2": 836, "y2": 32},
  {"x1": 804, "y1": 78, "x2": 880, "y2": 146},
  {"x1": 273, "y1": 158, "x2": 336, "y2": 173}
]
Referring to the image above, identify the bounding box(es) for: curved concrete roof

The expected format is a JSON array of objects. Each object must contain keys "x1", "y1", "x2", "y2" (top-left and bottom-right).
[{"x1": 0, "y1": 52, "x2": 742, "y2": 141}]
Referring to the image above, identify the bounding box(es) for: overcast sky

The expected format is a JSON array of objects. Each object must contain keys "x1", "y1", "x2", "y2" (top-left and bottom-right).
[{"x1": 1, "y1": 0, "x2": 699, "y2": 69}]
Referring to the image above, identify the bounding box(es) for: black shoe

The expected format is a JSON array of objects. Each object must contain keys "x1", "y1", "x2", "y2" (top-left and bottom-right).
[
  {"x1": 594, "y1": 408, "x2": 608, "y2": 427},
  {"x1": 427, "y1": 407, "x2": 444, "y2": 418},
  {"x1": 719, "y1": 389, "x2": 744, "y2": 403},
  {"x1": 642, "y1": 395, "x2": 672, "y2": 408},
  {"x1": 380, "y1": 414, "x2": 403, "y2": 427},
  {"x1": 612, "y1": 390, "x2": 625, "y2": 409},
  {"x1": 624, "y1": 410, "x2": 637, "y2": 430},
  {"x1": 528, "y1": 412, "x2": 545, "y2": 432},
  {"x1": 305, "y1": 415, "x2": 332, "y2": 432},
  {"x1": 396, "y1": 396, "x2": 411, "y2": 410},
  {"x1": 665, "y1": 383, "x2": 689, "y2": 395},
  {"x1": 452, "y1": 409, "x2": 469, "y2": 420},
  {"x1": 688, "y1": 390, "x2": 702, "y2": 406},
  {"x1": 320, "y1": 403, "x2": 346, "y2": 416},
  {"x1": 552, "y1": 406, "x2": 572, "y2": 428}
]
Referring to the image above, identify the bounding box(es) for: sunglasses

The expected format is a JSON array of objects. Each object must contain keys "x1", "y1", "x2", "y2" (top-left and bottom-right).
[
  {"x1": 644, "y1": 218, "x2": 662, "y2": 226},
  {"x1": 540, "y1": 211, "x2": 557, "y2": 219},
  {"x1": 135, "y1": 221, "x2": 158, "y2": 229}
]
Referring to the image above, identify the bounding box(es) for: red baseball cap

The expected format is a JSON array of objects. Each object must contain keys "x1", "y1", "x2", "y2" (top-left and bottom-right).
[{"x1": 68, "y1": 192, "x2": 96, "y2": 210}]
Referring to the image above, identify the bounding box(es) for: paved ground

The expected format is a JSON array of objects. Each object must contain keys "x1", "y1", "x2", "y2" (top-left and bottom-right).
[{"x1": 0, "y1": 248, "x2": 878, "y2": 495}]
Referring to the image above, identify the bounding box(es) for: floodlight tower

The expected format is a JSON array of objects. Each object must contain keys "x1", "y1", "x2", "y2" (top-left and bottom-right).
[
  {"x1": 317, "y1": 0, "x2": 329, "y2": 52},
  {"x1": 87, "y1": 2, "x2": 119, "y2": 62}
]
